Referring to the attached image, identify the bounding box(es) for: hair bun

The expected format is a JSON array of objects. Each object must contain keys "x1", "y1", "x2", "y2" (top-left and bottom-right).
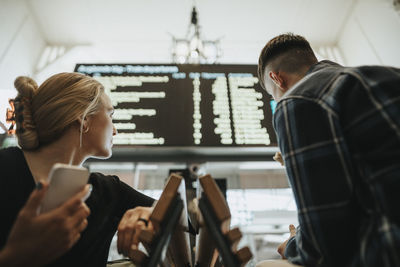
[
  {"x1": 13, "y1": 76, "x2": 39, "y2": 150},
  {"x1": 14, "y1": 76, "x2": 38, "y2": 98}
]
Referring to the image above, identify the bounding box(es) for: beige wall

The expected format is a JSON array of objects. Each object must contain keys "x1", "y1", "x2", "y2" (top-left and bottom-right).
[
  {"x1": 338, "y1": 0, "x2": 400, "y2": 67},
  {"x1": 0, "y1": 0, "x2": 46, "y2": 90}
]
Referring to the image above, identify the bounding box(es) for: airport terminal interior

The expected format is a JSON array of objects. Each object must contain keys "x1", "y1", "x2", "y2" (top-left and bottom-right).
[{"x1": 1, "y1": 0, "x2": 400, "y2": 266}]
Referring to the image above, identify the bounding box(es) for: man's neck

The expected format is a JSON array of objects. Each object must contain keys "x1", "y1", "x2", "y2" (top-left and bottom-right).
[{"x1": 286, "y1": 65, "x2": 313, "y2": 90}]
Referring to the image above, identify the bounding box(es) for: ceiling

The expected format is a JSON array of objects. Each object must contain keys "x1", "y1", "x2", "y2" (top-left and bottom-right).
[{"x1": 26, "y1": 0, "x2": 356, "y2": 47}]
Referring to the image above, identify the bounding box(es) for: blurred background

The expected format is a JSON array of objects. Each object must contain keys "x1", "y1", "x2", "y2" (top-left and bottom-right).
[{"x1": 1, "y1": 0, "x2": 400, "y2": 265}]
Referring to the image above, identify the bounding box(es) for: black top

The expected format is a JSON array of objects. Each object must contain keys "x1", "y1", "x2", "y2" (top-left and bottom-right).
[{"x1": 0, "y1": 146, "x2": 154, "y2": 266}]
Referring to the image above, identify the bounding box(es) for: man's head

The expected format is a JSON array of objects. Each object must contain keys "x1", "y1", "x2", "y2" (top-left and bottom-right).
[{"x1": 258, "y1": 33, "x2": 318, "y2": 100}]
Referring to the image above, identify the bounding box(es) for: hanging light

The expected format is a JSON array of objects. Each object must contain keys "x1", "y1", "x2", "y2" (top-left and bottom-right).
[{"x1": 171, "y1": 6, "x2": 222, "y2": 64}]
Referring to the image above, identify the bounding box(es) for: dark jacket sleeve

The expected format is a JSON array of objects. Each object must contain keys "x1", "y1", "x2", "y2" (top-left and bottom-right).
[{"x1": 273, "y1": 99, "x2": 360, "y2": 266}]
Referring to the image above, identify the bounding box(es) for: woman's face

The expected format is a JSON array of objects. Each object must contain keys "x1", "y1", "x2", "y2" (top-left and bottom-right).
[{"x1": 83, "y1": 93, "x2": 117, "y2": 158}]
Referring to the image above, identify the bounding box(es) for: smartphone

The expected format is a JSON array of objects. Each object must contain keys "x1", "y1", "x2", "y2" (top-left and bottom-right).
[{"x1": 39, "y1": 163, "x2": 90, "y2": 214}]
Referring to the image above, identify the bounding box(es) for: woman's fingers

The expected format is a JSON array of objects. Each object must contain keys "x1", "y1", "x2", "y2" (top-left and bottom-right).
[
  {"x1": 117, "y1": 207, "x2": 153, "y2": 256},
  {"x1": 131, "y1": 211, "x2": 151, "y2": 249},
  {"x1": 118, "y1": 210, "x2": 137, "y2": 255},
  {"x1": 22, "y1": 180, "x2": 49, "y2": 216},
  {"x1": 49, "y1": 184, "x2": 91, "y2": 217},
  {"x1": 68, "y1": 203, "x2": 90, "y2": 229},
  {"x1": 122, "y1": 214, "x2": 140, "y2": 255},
  {"x1": 117, "y1": 213, "x2": 129, "y2": 254},
  {"x1": 77, "y1": 218, "x2": 88, "y2": 233}
]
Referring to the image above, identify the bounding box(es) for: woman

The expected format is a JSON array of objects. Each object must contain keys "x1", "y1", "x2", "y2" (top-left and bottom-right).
[{"x1": 0, "y1": 73, "x2": 154, "y2": 266}]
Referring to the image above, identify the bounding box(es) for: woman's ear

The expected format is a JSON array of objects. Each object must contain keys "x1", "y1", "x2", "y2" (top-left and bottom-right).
[{"x1": 77, "y1": 116, "x2": 90, "y2": 133}]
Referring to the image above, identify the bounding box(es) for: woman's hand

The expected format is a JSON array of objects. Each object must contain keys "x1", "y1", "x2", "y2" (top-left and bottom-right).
[
  {"x1": 277, "y1": 224, "x2": 296, "y2": 259},
  {"x1": 0, "y1": 181, "x2": 91, "y2": 267},
  {"x1": 117, "y1": 206, "x2": 154, "y2": 257}
]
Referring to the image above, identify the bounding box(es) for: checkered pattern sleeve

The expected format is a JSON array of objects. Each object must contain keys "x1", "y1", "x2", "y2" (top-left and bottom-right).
[{"x1": 274, "y1": 97, "x2": 360, "y2": 266}]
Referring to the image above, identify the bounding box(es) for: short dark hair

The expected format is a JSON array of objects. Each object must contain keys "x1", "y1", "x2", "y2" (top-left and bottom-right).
[{"x1": 258, "y1": 33, "x2": 317, "y2": 89}]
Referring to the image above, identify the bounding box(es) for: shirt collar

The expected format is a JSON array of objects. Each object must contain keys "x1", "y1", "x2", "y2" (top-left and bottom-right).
[
  {"x1": 306, "y1": 60, "x2": 342, "y2": 75},
  {"x1": 279, "y1": 60, "x2": 341, "y2": 100}
]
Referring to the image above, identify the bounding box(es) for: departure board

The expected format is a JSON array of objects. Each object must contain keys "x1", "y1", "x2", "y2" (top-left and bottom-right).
[{"x1": 75, "y1": 64, "x2": 277, "y2": 147}]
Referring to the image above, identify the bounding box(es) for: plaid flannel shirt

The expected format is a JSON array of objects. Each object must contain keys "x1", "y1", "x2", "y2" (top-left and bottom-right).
[{"x1": 274, "y1": 61, "x2": 400, "y2": 267}]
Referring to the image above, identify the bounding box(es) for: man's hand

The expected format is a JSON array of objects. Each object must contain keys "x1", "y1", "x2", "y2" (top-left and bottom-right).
[
  {"x1": 277, "y1": 224, "x2": 296, "y2": 259},
  {"x1": 273, "y1": 152, "x2": 285, "y2": 166},
  {"x1": 117, "y1": 206, "x2": 154, "y2": 257},
  {"x1": 0, "y1": 181, "x2": 91, "y2": 267}
]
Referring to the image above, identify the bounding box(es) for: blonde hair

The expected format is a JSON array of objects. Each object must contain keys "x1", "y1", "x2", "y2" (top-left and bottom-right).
[{"x1": 14, "y1": 73, "x2": 104, "y2": 150}]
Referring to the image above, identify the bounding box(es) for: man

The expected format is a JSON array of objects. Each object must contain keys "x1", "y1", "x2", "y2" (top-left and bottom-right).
[{"x1": 257, "y1": 33, "x2": 400, "y2": 267}]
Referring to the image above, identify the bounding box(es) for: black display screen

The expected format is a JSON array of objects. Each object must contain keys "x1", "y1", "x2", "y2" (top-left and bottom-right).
[{"x1": 75, "y1": 64, "x2": 277, "y2": 147}]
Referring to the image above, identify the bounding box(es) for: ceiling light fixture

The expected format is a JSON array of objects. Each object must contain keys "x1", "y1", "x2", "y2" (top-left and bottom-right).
[{"x1": 171, "y1": 5, "x2": 222, "y2": 64}]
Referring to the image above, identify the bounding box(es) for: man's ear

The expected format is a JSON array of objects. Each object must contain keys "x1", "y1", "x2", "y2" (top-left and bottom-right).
[
  {"x1": 269, "y1": 71, "x2": 283, "y2": 87},
  {"x1": 269, "y1": 71, "x2": 287, "y2": 92}
]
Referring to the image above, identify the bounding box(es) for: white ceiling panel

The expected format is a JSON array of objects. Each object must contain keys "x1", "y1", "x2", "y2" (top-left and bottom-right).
[{"x1": 26, "y1": 0, "x2": 357, "y2": 46}]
